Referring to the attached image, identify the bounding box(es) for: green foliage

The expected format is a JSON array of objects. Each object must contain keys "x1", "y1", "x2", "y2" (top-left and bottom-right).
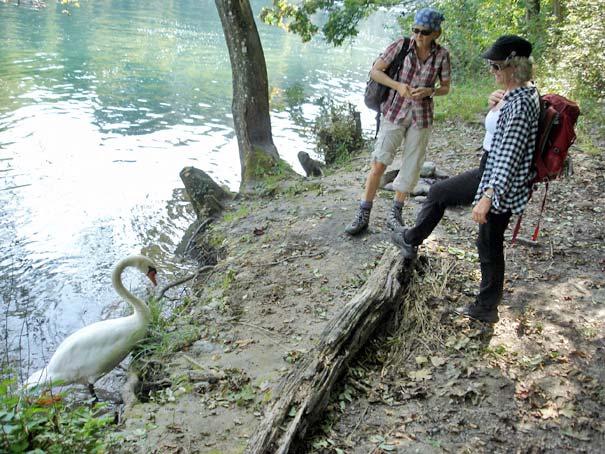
[
  {"x1": 223, "y1": 206, "x2": 251, "y2": 223},
  {"x1": 132, "y1": 296, "x2": 201, "y2": 361},
  {"x1": 539, "y1": 0, "x2": 605, "y2": 99},
  {"x1": 313, "y1": 99, "x2": 364, "y2": 165},
  {"x1": 0, "y1": 374, "x2": 112, "y2": 453},
  {"x1": 435, "y1": 0, "x2": 527, "y2": 76},
  {"x1": 260, "y1": 0, "x2": 381, "y2": 46},
  {"x1": 434, "y1": 76, "x2": 494, "y2": 121},
  {"x1": 263, "y1": 0, "x2": 604, "y2": 111}
]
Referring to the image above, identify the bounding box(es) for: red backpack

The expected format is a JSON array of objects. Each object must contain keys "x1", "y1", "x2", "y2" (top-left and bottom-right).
[{"x1": 512, "y1": 93, "x2": 581, "y2": 244}]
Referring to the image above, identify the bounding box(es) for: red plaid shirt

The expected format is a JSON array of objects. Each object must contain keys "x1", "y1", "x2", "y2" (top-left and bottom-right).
[{"x1": 380, "y1": 38, "x2": 451, "y2": 128}]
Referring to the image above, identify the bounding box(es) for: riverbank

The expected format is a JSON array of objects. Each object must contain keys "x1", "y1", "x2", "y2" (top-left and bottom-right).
[{"x1": 112, "y1": 118, "x2": 604, "y2": 453}]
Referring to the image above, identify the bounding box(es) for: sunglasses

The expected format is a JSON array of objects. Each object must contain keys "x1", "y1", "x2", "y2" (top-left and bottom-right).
[{"x1": 412, "y1": 27, "x2": 433, "y2": 36}]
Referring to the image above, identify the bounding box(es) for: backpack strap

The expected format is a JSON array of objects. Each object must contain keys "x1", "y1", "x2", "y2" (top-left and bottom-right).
[
  {"x1": 510, "y1": 182, "x2": 549, "y2": 245},
  {"x1": 374, "y1": 37, "x2": 411, "y2": 138},
  {"x1": 531, "y1": 181, "x2": 549, "y2": 241}
]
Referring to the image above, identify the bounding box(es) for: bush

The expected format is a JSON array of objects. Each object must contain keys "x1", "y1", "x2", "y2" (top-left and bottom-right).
[
  {"x1": 0, "y1": 374, "x2": 113, "y2": 453},
  {"x1": 313, "y1": 99, "x2": 365, "y2": 165}
]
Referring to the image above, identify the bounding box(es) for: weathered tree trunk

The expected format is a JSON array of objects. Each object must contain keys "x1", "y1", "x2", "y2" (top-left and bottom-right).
[
  {"x1": 179, "y1": 166, "x2": 232, "y2": 219},
  {"x1": 214, "y1": 0, "x2": 280, "y2": 193},
  {"x1": 246, "y1": 248, "x2": 408, "y2": 453}
]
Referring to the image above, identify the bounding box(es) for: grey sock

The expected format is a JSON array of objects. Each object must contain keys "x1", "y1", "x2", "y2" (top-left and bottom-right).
[{"x1": 360, "y1": 200, "x2": 373, "y2": 210}]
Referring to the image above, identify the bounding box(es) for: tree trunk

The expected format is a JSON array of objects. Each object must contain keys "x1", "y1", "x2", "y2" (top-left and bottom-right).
[
  {"x1": 553, "y1": 0, "x2": 562, "y2": 21},
  {"x1": 214, "y1": 0, "x2": 280, "y2": 193},
  {"x1": 245, "y1": 248, "x2": 410, "y2": 453},
  {"x1": 526, "y1": 0, "x2": 540, "y2": 21}
]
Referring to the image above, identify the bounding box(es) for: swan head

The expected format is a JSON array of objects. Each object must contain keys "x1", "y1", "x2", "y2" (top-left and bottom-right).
[{"x1": 126, "y1": 255, "x2": 158, "y2": 286}]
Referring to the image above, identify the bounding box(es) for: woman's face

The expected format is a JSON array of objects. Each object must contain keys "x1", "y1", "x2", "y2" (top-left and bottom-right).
[
  {"x1": 412, "y1": 24, "x2": 440, "y2": 45},
  {"x1": 489, "y1": 60, "x2": 514, "y2": 87}
]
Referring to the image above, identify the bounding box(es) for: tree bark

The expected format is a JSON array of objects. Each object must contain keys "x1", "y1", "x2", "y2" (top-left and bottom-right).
[
  {"x1": 526, "y1": 0, "x2": 540, "y2": 21},
  {"x1": 553, "y1": 0, "x2": 562, "y2": 21},
  {"x1": 245, "y1": 248, "x2": 409, "y2": 453},
  {"x1": 214, "y1": 0, "x2": 280, "y2": 192},
  {"x1": 179, "y1": 166, "x2": 232, "y2": 219}
]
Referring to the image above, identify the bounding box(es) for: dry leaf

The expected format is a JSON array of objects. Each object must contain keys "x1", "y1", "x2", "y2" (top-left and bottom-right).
[
  {"x1": 430, "y1": 356, "x2": 446, "y2": 367},
  {"x1": 408, "y1": 368, "x2": 432, "y2": 381},
  {"x1": 415, "y1": 355, "x2": 428, "y2": 365},
  {"x1": 539, "y1": 406, "x2": 559, "y2": 419}
]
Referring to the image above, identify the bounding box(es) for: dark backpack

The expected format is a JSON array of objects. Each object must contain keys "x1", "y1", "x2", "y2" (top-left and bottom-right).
[
  {"x1": 512, "y1": 93, "x2": 580, "y2": 244},
  {"x1": 364, "y1": 38, "x2": 411, "y2": 135}
]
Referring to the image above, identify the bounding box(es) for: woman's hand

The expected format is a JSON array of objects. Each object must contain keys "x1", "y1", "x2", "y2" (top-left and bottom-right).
[
  {"x1": 488, "y1": 90, "x2": 505, "y2": 108},
  {"x1": 472, "y1": 197, "x2": 492, "y2": 224},
  {"x1": 397, "y1": 83, "x2": 413, "y2": 98}
]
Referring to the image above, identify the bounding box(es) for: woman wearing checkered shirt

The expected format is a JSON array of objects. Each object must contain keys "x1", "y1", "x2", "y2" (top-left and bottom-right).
[
  {"x1": 345, "y1": 7, "x2": 451, "y2": 236},
  {"x1": 392, "y1": 35, "x2": 540, "y2": 324}
]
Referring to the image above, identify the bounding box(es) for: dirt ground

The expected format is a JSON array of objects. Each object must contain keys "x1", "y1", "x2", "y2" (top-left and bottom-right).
[{"x1": 114, "y1": 120, "x2": 605, "y2": 453}]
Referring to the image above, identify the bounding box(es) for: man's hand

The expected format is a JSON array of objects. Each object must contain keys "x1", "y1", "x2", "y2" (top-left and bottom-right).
[
  {"x1": 410, "y1": 87, "x2": 433, "y2": 100},
  {"x1": 472, "y1": 197, "x2": 492, "y2": 224},
  {"x1": 397, "y1": 83, "x2": 413, "y2": 98},
  {"x1": 488, "y1": 90, "x2": 505, "y2": 109}
]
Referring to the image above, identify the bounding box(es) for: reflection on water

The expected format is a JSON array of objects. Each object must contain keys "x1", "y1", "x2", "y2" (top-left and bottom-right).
[{"x1": 0, "y1": 0, "x2": 397, "y2": 381}]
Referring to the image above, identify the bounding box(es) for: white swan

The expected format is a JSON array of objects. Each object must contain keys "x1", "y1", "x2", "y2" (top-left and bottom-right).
[{"x1": 24, "y1": 255, "x2": 158, "y2": 396}]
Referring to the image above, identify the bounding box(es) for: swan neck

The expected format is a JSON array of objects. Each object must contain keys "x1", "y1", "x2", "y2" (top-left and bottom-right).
[{"x1": 112, "y1": 259, "x2": 151, "y2": 321}]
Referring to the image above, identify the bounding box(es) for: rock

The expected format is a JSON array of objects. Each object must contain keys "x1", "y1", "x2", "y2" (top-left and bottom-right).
[
  {"x1": 434, "y1": 168, "x2": 450, "y2": 179},
  {"x1": 380, "y1": 169, "x2": 399, "y2": 187},
  {"x1": 414, "y1": 195, "x2": 428, "y2": 203},
  {"x1": 190, "y1": 340, "x2": 223, "y2": 354},
  {"x1": 420, "y1": 161, "x2": 436, "y2": 178},
  {"x1": 180, "y1": 166, "x2": 233, "y2": 219},
  {"x1": 381, "y1": 161, "x2": 441, "y2": 187},
  {"x1": 298, "y1": 152, "x2": 323, "y2": 177},
  {"x1": 383, "y1": 182, "x2": 395, "y2": 192},
  {"x1": 411, "y1": 183, "x2": 431, "y2": 196}
]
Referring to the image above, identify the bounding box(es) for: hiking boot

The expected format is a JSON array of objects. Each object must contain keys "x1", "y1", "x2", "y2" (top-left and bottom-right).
[
  {"x1": 455, "y1": 301, "x2": 499, "y2": 324},
  {"x1": 386, "y1": 205, "x2": 404, "y2": 232},
  {"x1": 345, "y1": 207, "x2": 371, "y2": 236},
  {"x1": 391, "y1": 229, "x2": 418, "y2": 259}
]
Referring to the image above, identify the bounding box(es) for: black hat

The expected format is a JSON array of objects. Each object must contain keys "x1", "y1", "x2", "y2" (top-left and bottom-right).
[{"x1": 481, "y1": 35, "x2": 532, "y2": 60}]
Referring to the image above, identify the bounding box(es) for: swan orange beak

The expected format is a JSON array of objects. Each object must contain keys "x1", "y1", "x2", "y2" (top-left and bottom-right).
[{"x1": 147, "y1": 268, "x2": 158, "y2": 286}]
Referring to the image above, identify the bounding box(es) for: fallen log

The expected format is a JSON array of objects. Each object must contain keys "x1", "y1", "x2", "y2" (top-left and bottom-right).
[{"x1": 245, "y1": 248, "x2": 409, "y2": 453}]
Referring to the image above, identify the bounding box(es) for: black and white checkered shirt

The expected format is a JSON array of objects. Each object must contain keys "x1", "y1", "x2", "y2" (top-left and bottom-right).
[{"x1": 474, "y1": 86, "x2": 540, "y2": 214}]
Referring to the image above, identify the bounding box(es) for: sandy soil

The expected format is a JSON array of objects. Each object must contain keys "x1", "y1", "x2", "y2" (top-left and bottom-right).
[{"x1": 113, "y1": 120, "x2": 604, "y2": 453}]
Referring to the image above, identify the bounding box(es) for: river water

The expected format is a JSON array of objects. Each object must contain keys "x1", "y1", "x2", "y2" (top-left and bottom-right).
[{"x1": 0, "y1": 0, "x2": 399, "y2": 379}]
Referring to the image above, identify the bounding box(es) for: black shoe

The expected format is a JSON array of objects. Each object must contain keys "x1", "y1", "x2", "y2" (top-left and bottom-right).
[
  {"x1": 455, "y1": 301, "x2": 499, "y2": 324},
  {"x1": 345, "y1": 207, "x2": 371, "y2": 236},
  {"x1": 386, "y1": 205, "x2": 404, "y2": 232},
  {"x1": 391, "y1": 229, "x2": 418, "y2": 259}
]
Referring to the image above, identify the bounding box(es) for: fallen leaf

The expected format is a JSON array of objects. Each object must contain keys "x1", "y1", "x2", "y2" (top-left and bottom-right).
[
  {"x1": 538, "y1": 406, "x2": 559, "y2": 419},
  {"x1": 408, "y1": 368, "x2": 432, "y2": 381},
  {"x1": 234, "y1": 338, "x2": 255, "y2": 348},
  {"x1": 415, "y1": 355, "x2": 428, "y2": 365},
  {"x1": 430, "y1": 356, "x2": 446, "y2": 367},
  {"x1": 558, "y1": 406, "x2": 576, "y2": 418},
  {"x1": 562, "y1": 430, "x2": 591, "y2": 441}
]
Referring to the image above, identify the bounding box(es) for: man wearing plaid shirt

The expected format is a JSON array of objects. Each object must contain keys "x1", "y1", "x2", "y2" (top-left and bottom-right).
[
  {"x1": 345, "y1": 7, "x2": 451, "y2": 236},
  {"x1": 392, "y1": 35, "x2": 540, "y2": 324}
]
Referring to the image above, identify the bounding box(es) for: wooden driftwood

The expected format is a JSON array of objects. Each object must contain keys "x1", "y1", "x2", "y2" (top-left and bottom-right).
[{"x1": 245, "y1": 248, "x2": 408, "y2": 453}]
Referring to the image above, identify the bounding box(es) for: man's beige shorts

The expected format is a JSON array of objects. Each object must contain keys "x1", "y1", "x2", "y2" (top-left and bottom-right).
[{"x1": 371, "y1": 113, "x2": 432, "y2": 194}]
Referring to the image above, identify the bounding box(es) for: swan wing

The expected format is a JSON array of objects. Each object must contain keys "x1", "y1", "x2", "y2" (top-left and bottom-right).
[{"x1": 45, "y1": 315, "x2": 147, "y2": 385}]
